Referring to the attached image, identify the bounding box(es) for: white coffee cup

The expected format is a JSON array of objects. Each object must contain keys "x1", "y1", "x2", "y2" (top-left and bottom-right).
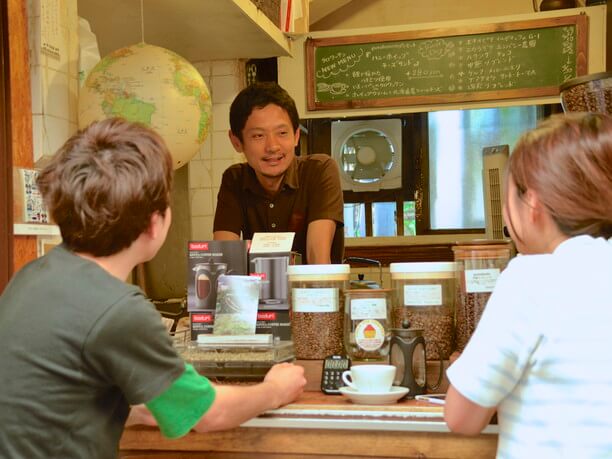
[{"x1": 341, "y1": 364, "x2": 396, "y2": 393}]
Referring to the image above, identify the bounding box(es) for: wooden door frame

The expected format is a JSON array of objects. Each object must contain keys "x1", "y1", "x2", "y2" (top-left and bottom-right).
[
  {"x1": 0, "y1": 0, "x2": 13, "y2": 293},
  {"x1": 2, "y1": 0, "x2": 36, "y2": 293}
]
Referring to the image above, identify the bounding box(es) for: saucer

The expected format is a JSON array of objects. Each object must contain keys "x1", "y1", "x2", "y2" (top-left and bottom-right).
[{"x1": 339, "y1": 386, "x2": 410, "y2": 405}]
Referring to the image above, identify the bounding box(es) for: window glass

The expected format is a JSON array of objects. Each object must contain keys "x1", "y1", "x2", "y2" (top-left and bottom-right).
[
  {"x1": 372, "y1": 202, "x2": 397, "y2": 237},
  {"x1": 403, "y1": 201, "x2": 416, "y2": 236},
  {"x1": 428, "y1": 106, "x2": 538, "y2": 230},
  {"x1": 344, "y1": 203, "x2": 366, "y2": 238}
]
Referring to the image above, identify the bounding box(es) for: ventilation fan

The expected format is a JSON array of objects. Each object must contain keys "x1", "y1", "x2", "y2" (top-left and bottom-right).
[
  {"x1": 331, "y1": 119, "x2": 402, "y2": 192},
  {"x1": 482, "y1": 145, "x2": 509, "y2": 240}
]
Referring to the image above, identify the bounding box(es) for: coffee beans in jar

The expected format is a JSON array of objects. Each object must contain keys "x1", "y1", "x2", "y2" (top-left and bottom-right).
[
  {"x1": 560, "y1": 72, "x2": 612, "y2": 114},
  {"x1": 287, "y1": 264, "x2": 350, "y2": 359},
  {"x1": 390, "y1": 262, "x2": 456, "y2": 360},
  {"x1": 453, "y1": 241, "x2": 512, "y2": 352}
]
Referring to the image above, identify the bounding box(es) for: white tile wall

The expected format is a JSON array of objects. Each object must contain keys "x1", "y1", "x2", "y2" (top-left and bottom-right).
[
  {"x1": 212, "y1": 75, "x2": 241, "y2": 104},
  {"x1": 190, "y1": 188, "x2": 214, "y2": 217},
  {"x1": 30, "y1": 64, "x2": 42, "y2": 115},
  {"x1": 42, "y1": 67, "x2": 70, "y2": 119},
  {"x1": 31, "y1": 114, "x2": 43, "y2": 162},
  {"x1": 212, "y1": 103, "x2": 232, "y2": 132},
  {"x1": 211, "y1": 60, "x2": 240, "y2": 76},
  {"x1": 188, "y1": 159, "x2": 212, "y2": 189},
  {"x1": 68, "y1": 78, "x2": 78, "y2": 123},
  {"x1": 191, "y1": 216, "x2": 215, "y2": 241},
  {"x1": 38, "y1": 115, "x2": 78, "y2": 165},
  {"x1": 193, "y1": 61, "x2": 212, "y2": 77},
  {"x1": 197, "y1": 135, "x2": 213, "y2": 161},
  {"x1": 212, "y1": 131, "x2": 237, "y2": 160},
  {"x1": 188, "y1": 59, "x2": 245, "y2": 240},
  {"x1": 28, "y1": 0, "x2": 79, "y2": 167}
]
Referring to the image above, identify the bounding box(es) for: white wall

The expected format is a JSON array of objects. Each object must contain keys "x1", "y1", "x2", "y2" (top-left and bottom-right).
[
  {"x1": 188, "y1": 60, "x2": 245, "y2": 240},
  {"x1": 29, "y1": 0, "x2": 79, "y2": 167}
]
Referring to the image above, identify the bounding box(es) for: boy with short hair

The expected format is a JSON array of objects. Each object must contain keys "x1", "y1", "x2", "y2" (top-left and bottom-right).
[{"x1": 0, "y1": 118, "x2": 305, "y2": 458}]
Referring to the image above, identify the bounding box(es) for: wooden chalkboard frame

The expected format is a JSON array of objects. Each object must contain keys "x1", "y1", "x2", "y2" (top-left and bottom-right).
[{"x1": 306, "y1": 15, "x2": 588, "y2": 110}]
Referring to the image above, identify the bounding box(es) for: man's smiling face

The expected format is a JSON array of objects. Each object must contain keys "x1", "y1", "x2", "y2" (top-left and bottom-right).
[{"x1": 229, "y1": 103, "x2": 300, "y2": 191}]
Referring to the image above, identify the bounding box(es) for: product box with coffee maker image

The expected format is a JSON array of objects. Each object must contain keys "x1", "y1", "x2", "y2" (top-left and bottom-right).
[
  {"x1": 188, "y1": 235, "x2": 299, "y2": 341},
  {"x1": 187, "y1": 240, "x2": 249, "y2": 313},
  {"x1": 248, "y1": 232, "x2": 299, "y2": 341}
]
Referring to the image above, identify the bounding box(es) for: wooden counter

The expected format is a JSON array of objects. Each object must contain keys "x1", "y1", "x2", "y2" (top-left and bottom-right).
[{"x1": 120, "y1": 391, "x2": 498, "y2": 458}]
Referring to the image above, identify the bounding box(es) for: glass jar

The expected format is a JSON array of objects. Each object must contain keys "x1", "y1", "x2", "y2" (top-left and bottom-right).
[
  {"x1": 287, "y1": 264, "x2": 350, "y2": 359},
  {"x1": 390, "y1": 262, "x2": 456, "y2": 360},
  {"x1": 453, "y1": 241, "x2": 512, "y2": 352},
  {"x1": 559, "y1": 71, "x2": 612, "y2": 114},
  {"x1": 344, "y1": 289, "x2": 392, "y2": 362}
]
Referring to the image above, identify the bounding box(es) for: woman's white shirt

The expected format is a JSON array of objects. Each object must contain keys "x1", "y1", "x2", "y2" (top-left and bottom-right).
[{"x1": 447, "y1": 235, "x2": 612, "y2": 459}]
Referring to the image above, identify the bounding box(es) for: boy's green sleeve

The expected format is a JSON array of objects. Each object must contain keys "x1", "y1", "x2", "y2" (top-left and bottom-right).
[{"x1": 145, "y1": 363, "x2": 216, "y2": 438}]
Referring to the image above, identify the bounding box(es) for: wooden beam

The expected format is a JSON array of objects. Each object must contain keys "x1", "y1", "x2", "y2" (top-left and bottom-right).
[
  {"x1": 7, "y1": 0, "x2": 36, "y2": 274},
  {"x1": 0, "y1": 0, "x2": 12, "y2": 292}
]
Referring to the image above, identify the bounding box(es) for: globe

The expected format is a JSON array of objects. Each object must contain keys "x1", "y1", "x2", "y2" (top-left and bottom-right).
[{"x1": 78, "y1": 43, "x2": 212, "y2": 169}]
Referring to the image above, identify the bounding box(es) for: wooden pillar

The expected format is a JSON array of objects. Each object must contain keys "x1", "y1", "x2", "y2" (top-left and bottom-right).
[
  {"x1": 0, "y1": 0, "x2": 12, "y2": 292},
  {"x1": 8, "y1": 0, "x2": 36, "y2": 275}
]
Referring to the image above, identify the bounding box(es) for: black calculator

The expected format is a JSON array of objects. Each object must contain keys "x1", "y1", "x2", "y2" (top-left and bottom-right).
[{"x1": 321, "y1": 355, "x2": 351, "y2": 394}]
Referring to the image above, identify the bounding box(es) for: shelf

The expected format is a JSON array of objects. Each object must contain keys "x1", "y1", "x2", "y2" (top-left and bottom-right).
[
  {"x1": 78, "y1": 0, "x2": 293, "y2": 62},
  {"x1": 14, "y1": 223, "x2": 61, "y2": 236}
]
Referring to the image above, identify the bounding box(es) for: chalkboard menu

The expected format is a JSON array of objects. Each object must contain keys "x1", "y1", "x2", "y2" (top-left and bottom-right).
[{"x1": 306, "y1": 15, "x2": 588, "y2": 110}]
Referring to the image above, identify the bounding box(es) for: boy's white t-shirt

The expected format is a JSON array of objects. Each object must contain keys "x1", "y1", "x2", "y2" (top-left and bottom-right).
[{"x1": 447, "y1": 235, "x2": 612, "y2": 459}]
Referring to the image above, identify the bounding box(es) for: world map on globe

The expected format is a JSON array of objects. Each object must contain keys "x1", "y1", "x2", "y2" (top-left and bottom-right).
[{"x1": 78, "y1": 43, "x2": 212, "y2": 169}]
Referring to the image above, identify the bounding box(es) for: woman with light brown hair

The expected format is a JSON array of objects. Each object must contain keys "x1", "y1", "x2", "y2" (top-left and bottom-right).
[{"x1": 444, "y1": 113, "x2": 612, "y2": 458}]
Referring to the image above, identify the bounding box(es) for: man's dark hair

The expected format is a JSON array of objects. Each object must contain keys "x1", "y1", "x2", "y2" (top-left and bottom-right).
[
  {"x1": 37, "y1": 118, "x2": 174, "y2": 257},
  {"x1": 229, "y1": 82, "x2": 300, "y2": 141}
]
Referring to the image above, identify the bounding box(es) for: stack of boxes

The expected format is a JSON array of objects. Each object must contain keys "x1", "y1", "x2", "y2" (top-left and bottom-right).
[
  {"x1": 187, "y1": 238, "x2": 297, "y2": 341},
  {"x1": 187, "y1": 240, "x2": 249, "y2": 339}
]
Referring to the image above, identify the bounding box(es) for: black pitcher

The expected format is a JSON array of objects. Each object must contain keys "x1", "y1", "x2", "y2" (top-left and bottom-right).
[{"x1": 389, "y1": 321, "x2": 443, "y2": 397}]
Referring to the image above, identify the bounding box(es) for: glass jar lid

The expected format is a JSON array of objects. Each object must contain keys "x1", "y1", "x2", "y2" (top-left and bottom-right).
[
  {"x1": 559, "y1": 71, "x2": 612, "y2": 92},
  {"x1": 287, "y1": 264, "x2": 350, "y2": 276}
]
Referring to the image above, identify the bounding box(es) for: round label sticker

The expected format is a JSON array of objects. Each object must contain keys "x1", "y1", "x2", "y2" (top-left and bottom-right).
[{"x1": 355, "y1": 319, "x2": 385, "y2": 352}]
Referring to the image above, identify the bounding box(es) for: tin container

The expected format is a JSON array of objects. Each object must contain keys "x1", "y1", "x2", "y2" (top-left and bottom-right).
[
  {"x1": 453, "y1": 241, "x2": 512, "y2": 352},
  {"x1": 344, "y1": 289, "x2": 392, "y2": 362},
  {"x1": 390, "y1": 262, "x2": 456, "y2": 360},
  {"x1": 287, "y1": 264, "x2": 350, "y2": 359}
]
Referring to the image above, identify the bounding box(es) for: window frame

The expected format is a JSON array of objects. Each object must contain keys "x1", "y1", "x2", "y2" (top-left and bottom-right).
[{"x1": 302, "y1": 103, "x2": 563, "y2": 239}]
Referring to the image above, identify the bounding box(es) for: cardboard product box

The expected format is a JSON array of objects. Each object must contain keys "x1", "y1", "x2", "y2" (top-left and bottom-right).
[
  {"x1": 249, "y1": 251, "x2": 301, "y2": 311},
  {"x1": 256, "y1": 309, "x2": 291, "y2": 341},
  {"x1": 190, "y1": 311, "x2": 214, "y2": 340},
  {"x1": 190, "y1": 310, "x2": 291, "y2": 341},
  {"x1": 187, "y1": 240, "x2": 249, "y2": 312}
]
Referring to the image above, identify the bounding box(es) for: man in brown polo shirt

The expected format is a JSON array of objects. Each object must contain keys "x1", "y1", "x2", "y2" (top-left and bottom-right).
[{"x1": 213, "y1": 82, "x2": 344, "y2": 264}]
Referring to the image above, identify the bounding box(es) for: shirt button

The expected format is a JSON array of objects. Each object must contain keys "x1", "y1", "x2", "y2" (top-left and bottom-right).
[
  {"x1": 271, "y1": 223, "x2": 276, "y2": 228},
  {"x1": 269, "y1": 203, "x2": 274, "y2": 208}
]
